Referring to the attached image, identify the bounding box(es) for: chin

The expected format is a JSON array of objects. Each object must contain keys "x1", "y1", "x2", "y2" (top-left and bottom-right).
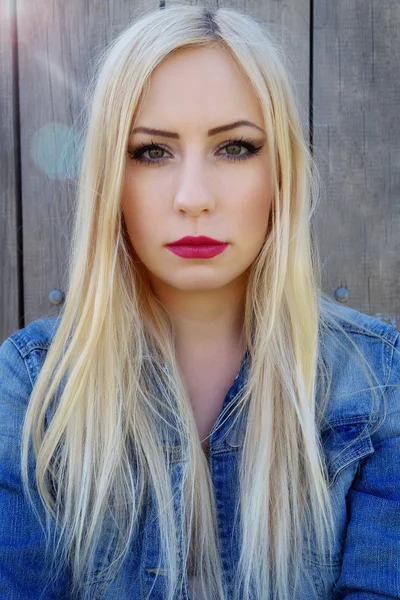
[{"x1": 168, "y1": 271, "x2": 241, "y2": 291}]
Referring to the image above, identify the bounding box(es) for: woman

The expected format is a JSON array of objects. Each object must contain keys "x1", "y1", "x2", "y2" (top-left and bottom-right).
[{"x1": 0, "y1": 4, "x2": 399, "y2": 600}]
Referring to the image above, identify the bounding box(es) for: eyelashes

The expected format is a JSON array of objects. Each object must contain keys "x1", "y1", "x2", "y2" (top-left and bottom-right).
[{"x1": 126, "y1": 137, "x2": 264, "y2": 167}]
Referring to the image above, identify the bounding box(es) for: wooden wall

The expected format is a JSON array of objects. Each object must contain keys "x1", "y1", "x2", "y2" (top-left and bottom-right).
[{"x1": 1, "y1": 0, "x2": 399, "y2": 343}]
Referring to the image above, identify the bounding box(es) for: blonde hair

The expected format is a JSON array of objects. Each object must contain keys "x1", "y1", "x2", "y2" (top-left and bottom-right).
[{"x1": 20, "y1": 4, "x2": 392, "y2": 599}]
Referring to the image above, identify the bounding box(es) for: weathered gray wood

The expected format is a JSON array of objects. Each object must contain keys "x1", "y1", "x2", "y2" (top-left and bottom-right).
[
  {"x1": 0, "y1": 1, "x2": 20, "y2": 342},
  {"x1": 16, "y1": 0, "x2": 159, "y2": 326},
  {"x1": 313, "y1": 0, "x2": 400, "y2": 329}
]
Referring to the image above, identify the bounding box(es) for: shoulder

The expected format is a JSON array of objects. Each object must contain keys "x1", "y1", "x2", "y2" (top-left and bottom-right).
[
  {"x1": 2, "y1": 316, "x2": 61, "y2": 358},
  {"x1": 0, "y1": 316, "x2": 61, "y2": 436},
  {"x1": 317, "y1": 305, "x2": 400, "y2": 598},
  {"x1": 317, "y1": 296, "x2": 400, "y2": 422},
  {"x1": 319, "y1": 295, "x2": 398, "y2": 343},
  {"x1": 0, "y1": 315, "x2": 61, "y2": 388},
  {"x1": 318, "y1": 296, "x2": 399, "y2": 380}
]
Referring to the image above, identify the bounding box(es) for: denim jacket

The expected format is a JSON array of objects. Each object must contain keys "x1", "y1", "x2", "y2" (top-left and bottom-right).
[{"x1": 0, "y1": 300, "x2": 399, "y2": 599}]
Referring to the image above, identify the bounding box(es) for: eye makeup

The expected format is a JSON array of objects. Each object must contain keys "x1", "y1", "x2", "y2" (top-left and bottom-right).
[{"x1": 126, "y1": 137, "x2": 264, "y2": 167}]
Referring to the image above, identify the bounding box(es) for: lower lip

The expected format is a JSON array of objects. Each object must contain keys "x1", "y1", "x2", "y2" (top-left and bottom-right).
[{"x1": 166, "y1": 244, "x2": 229, "y2": 259}]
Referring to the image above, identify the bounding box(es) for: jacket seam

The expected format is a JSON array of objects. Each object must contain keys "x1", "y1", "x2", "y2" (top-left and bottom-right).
[
  {"x1": 8, "y1": 337, "x2": 35, "y2": 392},
  {"x1": 7, "y1": 318, "x2": 59, "y2": 358},
  {"x1": 325, "y1": 413, "x2": 378, "y2": 428},
  {"x1": 323, "y1": 320, "x2": 397, "y2": 341},
  {"x1": 384, "y1": 329, "x2": 400, "y2": 388},
  {"x1": 11, "y1": 338, "x2": 53, "y2": 358}
]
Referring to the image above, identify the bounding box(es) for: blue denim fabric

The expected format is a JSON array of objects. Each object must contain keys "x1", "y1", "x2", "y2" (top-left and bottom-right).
[{"x1": 0, "y1": 300, "x2": 399, "y2": 599}]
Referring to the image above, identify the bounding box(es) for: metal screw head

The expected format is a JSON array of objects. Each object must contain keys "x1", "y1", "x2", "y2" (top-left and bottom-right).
[
  {"x1": 334, "y1": 286, "x2": 349, "y2": 303},
  {"x1": 48, "y1": 289, "x2": 65, "y2": 305}
]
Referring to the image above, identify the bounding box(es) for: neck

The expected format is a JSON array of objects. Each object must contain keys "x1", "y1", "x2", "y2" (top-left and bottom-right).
[{"x1": 148, "y1": 272, "x2": 248, "y2": 356}]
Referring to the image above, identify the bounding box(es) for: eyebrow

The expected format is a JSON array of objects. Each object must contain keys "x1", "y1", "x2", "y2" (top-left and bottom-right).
[{"x1": 129, "y1": 120, "x2": 265, "y2": 138}]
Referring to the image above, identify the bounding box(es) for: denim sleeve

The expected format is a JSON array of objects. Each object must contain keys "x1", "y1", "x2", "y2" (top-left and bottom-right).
[
  {"x1": 0, "y1": 337, "x2": 71, "y2": 600},
  {"x1": 333, "y1": 330, "x2": 400, "y2": 599}
]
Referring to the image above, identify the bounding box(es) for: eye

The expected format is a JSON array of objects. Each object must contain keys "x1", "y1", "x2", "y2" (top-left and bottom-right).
[
  {"x1": 126, "y1": 136, "x2": 264, "y2": 166},
  {"x1": 126, "y1": 139, "x2": 169, "y2": 167},
  {"x1": 216, "y1": 137, "x2": 264, "y2": 162}
]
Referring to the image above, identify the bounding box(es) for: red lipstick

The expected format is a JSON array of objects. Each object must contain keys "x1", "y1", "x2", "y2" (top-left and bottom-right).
[{"x1": 166, "y1": 236, "x2": 229, "y2": 259}]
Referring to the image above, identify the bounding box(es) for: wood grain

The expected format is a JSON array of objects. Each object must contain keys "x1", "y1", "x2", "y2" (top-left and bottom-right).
[
  {"x1": 313, "y1": 0, "x2": 400, "y2": 328},
  {"x1": 0, "y1": 0, "x2": 20, "y2": 340},
  {"x1": 15, "y1": 0, "x2": 158, "y2": 326}
]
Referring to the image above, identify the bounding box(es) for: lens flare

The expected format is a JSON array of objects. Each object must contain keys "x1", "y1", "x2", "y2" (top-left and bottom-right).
[{"x1": 31, "y1": 123, "x2": 82, "y2": 180}]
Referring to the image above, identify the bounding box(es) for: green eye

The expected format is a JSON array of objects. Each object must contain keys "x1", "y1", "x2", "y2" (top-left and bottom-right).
[{"x1": 127, "y1": 137, "x2": 263, "y2": 166}]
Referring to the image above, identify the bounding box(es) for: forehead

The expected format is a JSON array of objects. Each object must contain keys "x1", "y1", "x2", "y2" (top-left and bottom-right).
[{"x1": 135, "y1": 45, "x2": 263, "y2": 128}]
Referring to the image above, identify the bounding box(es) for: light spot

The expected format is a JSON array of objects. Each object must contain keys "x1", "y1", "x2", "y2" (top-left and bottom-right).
[{"x1": 31, "y1": 123, "x2": 82, "y2": 180}]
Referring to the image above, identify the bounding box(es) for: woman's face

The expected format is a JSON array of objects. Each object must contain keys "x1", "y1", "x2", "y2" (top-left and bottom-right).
[{"x1": 121, "y1": 45, "x2": 273, "y2": 294}]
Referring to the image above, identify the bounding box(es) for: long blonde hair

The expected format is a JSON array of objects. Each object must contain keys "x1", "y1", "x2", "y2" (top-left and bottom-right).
[{"x1": 21, "y1": 4, "x2": 389, "y2": 599}]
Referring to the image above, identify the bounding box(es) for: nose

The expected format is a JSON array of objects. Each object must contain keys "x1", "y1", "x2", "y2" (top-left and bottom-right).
[{"x1": 173, "y1": 160, "x2": 216, "y2": 217}]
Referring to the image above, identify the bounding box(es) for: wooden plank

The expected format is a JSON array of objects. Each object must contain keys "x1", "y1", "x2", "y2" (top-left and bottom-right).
[
  {"x1": 313, "y1": 0, "x2": 400, "y2": 329},
  {"x1": 0, "y1": 1, "x2": 20, "y2": 342},
  {"x1": 16, "y1": 0, "x2": 159, "y2": 325}
]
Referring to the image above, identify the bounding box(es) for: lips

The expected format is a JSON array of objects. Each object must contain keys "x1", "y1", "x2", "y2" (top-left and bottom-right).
[
  {"x1": 167, "y1": 235, "x2": 226, "y2": 246},
  {"x1": 165, "y1": 236, "x2": 229, "y2": 259}
]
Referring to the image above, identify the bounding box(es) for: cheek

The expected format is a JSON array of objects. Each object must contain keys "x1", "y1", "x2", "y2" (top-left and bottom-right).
[
  {"x1": 123, "y1": 204, "x2": 156, "y2": 251},
  {"x1": 230, "y1": 163, "x2": 273, "y2": 227},
  {"x1": 234, "y1": 189, "x2": 272, "y2": 242},
  {"x1": 122, "y1": 181, "x2": 159, "y2": 241}
]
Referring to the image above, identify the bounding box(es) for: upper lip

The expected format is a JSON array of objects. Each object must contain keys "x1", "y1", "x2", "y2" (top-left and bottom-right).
[{"x1": 167, "y1": 236, "x2": 227, "y2": 246}]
